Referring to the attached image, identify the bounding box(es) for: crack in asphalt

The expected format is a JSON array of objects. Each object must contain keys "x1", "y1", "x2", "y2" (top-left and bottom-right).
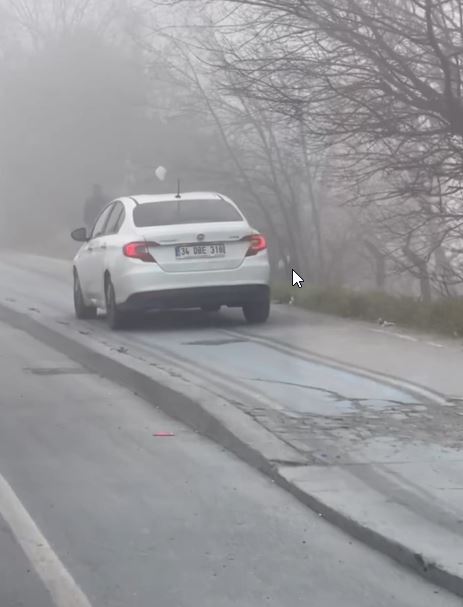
[
  {"x1": 24, "y1": 366, "x2": 93, "y2": 376},
  {"x1": 247, "y1": 377, "x2": 420, "y2": 408},
  {"x1": 249, "y1": 378, "x2": 345, "y2": 401},
  {"x1": 183, "y1": 338, "x2": 247, "y2": 346}
]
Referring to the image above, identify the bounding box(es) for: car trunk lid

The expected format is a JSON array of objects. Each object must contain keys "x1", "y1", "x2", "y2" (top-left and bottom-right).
[{"x1": 134, "y1": 222, "x2": 254, "y2": 272}]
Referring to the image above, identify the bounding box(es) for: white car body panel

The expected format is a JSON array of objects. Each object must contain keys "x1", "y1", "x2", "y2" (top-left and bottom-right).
[{"x1": 111, "y1": 255, "x2": 270, "y2": 305}]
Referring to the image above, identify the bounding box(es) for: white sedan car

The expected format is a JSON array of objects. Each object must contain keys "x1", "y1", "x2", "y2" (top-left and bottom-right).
[{"x1": 71, "y1": 192, "x2": 271, "y2": 329}]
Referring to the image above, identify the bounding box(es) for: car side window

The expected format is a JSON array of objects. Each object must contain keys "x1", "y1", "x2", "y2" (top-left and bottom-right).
[
  {"x1": 91, "y1": 204, "x2": 114, "y2": 239},
  {"x1": 114, "y1": 206, "x2": 126, "y2": 232},
  {"x1": 105, "y1": 202, "x2": 125, "y2": 235}
]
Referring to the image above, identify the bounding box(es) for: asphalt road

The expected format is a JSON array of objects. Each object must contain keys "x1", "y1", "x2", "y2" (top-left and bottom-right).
[
  {"x1": 0, "y1": 253, "x2": 461, "y2": 606},
  {"x1": 0, "y1": 253, "x2": 422, "y2": 420},
  {"x1": 0, "y1": 318, "x2": 460, "y2": 607}
]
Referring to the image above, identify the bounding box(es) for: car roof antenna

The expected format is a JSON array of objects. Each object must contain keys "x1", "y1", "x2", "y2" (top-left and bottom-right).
[{"x1": 175, "y1": 179, "x2": 181, "y2": 199}]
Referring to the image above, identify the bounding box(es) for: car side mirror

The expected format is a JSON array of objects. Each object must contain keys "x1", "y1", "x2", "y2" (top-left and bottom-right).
[{"x1": 71, "y1": 227, "x2": 88, "y2": 242}]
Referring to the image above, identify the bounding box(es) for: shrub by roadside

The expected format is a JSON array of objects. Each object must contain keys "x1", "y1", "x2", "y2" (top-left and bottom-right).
[{"x1": 272, "y1": 284, "x2": 463, "y2": 337}]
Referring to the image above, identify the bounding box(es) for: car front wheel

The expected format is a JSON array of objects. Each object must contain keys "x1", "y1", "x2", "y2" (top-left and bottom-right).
[
  {"x1": 73, "y1": 272, "x2": 97, "y2": 319},
  {"x1": 242, "y1": 296, "x2": 270, "y2": 324}
]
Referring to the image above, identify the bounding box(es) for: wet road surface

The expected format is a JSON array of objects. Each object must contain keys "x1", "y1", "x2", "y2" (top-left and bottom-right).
[{"x1": 0, "y1": 318, "x2": 461, "y2": 607}]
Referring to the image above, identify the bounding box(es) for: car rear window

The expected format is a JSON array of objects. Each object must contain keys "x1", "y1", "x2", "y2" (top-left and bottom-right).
[{"x1": 133, "y1": 199, "x2": 243, "y2": 227}]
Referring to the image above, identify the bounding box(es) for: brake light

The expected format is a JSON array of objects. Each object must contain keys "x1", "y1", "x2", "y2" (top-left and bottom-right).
[
  {"x1": 123, "y1": 241, "x2": 158, "y2": 262},
  {"x1": 244, "y1": 234, "x2": 267, "y2": 256}
]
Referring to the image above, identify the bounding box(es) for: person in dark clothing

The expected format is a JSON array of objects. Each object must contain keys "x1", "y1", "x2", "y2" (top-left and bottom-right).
[{"x1": 84, "y1": 184, "x2": 107, "y2": 231}]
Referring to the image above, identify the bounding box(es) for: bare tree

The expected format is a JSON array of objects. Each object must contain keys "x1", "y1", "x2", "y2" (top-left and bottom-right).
[{"x1": 157, "y1": 0, "x2": 463, "y2": 294}]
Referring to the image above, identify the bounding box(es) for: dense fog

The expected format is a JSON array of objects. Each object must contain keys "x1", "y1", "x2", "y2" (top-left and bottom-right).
[{"x1": 1, "y1": 0, "x2": 463, "y2": 297}]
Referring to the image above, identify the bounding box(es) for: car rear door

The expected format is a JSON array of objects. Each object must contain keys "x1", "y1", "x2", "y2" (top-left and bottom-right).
[
  {"x1": 92, "y1": 201, "x2": 126, "y2": 301},
  {"x1": 131, "y1": 199, "x2": 254, "y2": 273},
  {"x1": 80, "y1": 203, "x2": 114, "y2": 298}
]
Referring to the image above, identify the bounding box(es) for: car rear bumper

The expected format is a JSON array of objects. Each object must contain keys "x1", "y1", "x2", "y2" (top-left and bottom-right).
[
  {"x1": 119, "y1": 284, "x2": 270, "y2": 311},
  {"x1": 112, "y1": 255, "x2": 270, "y2": 306}
]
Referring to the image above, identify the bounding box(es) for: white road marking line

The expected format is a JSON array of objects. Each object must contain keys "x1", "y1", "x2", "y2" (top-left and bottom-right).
[
  {"x1": 371, "y1": 328, "x2": 448, "y2": 349},
  {"x1": 0, "y1": 472, "x2": 93, "y2": 607},
  {"x1": 393, "y1": 333, "x2": 419, "y2": 342},
  {"x1": 371, "y1": 328, "x2": 418, "y2": 342}
]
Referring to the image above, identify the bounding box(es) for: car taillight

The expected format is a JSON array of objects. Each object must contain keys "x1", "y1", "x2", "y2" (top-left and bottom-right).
[
  {"x1": 244, "y1": 234, "x2": 267, "y2": 256},
  {"x1": 123, "y1": 242, "x2": 158, "y2": 262}
]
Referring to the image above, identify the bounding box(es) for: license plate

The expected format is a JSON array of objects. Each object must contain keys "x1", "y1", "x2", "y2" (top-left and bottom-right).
[{"x1": 175, "y1": 243, "x2": 226, "y2": 259}]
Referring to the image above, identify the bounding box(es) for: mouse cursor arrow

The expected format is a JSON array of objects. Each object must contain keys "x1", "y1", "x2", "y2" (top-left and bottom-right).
[{"x1": 292, "y1": 269, "x2": 304, "y2": 288}]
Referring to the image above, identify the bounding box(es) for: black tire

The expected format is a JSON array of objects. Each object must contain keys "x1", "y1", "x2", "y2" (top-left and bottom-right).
[
  {"x1": 243, "y1": 296, "x2": 270, "y2": 324},
  {"x1": 73, "y1": 272, "x2": 97, "y2": 319},
  {"x1": 201, "y1": 304, "x2": 221, "y2": 313},
  {"x1": 105, "y1": 277, "x2": 126, "y2": 330}
]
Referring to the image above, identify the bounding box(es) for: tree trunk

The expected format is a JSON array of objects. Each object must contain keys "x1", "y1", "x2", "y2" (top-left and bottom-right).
[
  {"x1": 364, "y1": 240, "x2": 386, "y2": 290},
  {"x1": 402, "y1": 243, "x2": 432, "y2": 303},
  {"x1": 298, "y1": 115, "x2": 325, "y2": 283}
]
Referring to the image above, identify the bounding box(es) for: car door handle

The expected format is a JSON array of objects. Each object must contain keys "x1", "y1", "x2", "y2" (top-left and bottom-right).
[{"x1": 99, "y1": 243, "x2": 107, "y2": 250}]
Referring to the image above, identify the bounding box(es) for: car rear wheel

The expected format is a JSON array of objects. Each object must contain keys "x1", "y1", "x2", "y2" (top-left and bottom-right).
[
  {"x1": 73, "y1": 272, "x2": 97, "y2": 319},
  {"x1": 242, "y1": 296, "x2": 270, "y2": 324},
  {"x1": 105, "y1": 277, "x2": 127, "y2": 330}
]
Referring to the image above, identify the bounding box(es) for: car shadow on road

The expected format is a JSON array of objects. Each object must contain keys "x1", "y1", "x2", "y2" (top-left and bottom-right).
[{"x1": 120, "y1": 309, "x2": 245, "y2": 334}]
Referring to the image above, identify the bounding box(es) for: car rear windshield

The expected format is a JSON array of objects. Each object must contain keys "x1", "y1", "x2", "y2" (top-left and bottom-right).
[{"x1": 133, "y1": 199, "x2": 243, "y2": 227}]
